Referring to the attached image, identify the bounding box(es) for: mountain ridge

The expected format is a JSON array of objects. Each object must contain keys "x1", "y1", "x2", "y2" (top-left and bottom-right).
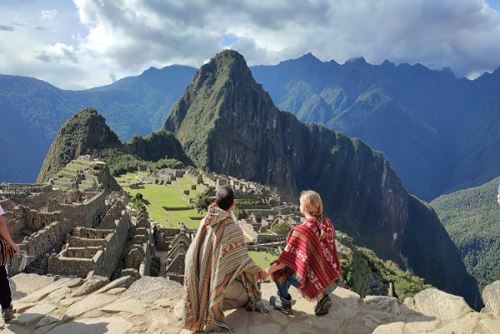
[
  {"x1": 164, "y1": 49, "x2": 482, "y2": 308},
  {"x1": 2, "y1": 55, "x2": 498, "y2": 201},
  {"x1": 251, "y1": 53, "x2": 500, "y2": 200}
]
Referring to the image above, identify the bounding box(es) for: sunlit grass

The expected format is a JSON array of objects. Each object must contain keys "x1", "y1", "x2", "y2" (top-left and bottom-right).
[
  {"x1": 115, "y1": 171, "x2": 207, "y2": 228},
  {"x1": 248, "y1": 251, "x2": 278, "y2": 269}
]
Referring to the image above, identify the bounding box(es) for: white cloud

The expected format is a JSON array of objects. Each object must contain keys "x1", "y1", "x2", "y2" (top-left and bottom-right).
[
  {"x1": 70, "y1": 0, "x2": 500, "y2": 79},
  {"x1": 1, "y1": 0, "x2": 500, "y2": 88},
  {"x1": 37, "y1": 42, "x2": 78, "y2": 63},
  {"x1": 41, "y1": 9, "x2": 58, "y2": 21}
]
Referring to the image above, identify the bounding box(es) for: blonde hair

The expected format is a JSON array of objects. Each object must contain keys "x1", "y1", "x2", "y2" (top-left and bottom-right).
[{"x1": 300, "y1": 190, "x2": 324, "y2": 220}]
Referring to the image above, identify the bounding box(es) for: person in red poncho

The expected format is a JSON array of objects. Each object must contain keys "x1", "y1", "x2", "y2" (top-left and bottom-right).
[{"x1": 262, "y1": 190, "x2": 342, "y2": 316}]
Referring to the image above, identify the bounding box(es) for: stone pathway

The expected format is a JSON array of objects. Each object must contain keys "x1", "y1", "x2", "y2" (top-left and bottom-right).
[{"x1": 1, "y1": 274, "x2": 499, "y2": 333}]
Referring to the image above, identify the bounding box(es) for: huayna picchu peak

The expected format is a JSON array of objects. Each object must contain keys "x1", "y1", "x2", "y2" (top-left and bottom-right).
[
  {"x1": 165, "y1": 50, "x2": 482, "y2": 308},
  {"x1": 38, "y1": 108, "x2": 191, "y2": 183},
  {"x1": 37, "y1": 108, "x2": 122, "y2": 183}
]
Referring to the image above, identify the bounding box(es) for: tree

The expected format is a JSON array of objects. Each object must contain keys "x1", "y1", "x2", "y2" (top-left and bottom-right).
[
  {"x1": 193, "y1": 189, "x2": 211, "y2": 213},
  {"x1": 272, "y1": 222, "x2": 292, "y2": 236}
]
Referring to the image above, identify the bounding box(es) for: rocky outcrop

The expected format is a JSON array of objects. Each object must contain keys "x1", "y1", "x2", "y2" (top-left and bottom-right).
[
  {"x1": 164, "y1": 50, "x2": 481, "y2": 308},
  {"x1": 126, "y1": 129, "x2": 192, "y2": 165},
  {"x1": 38, "y1": 108, "x2": 122, "y2": 182},
  {"x1": 482, "y1": 281, "x2": 500, "y2": 320},
  {"x1": 3, "y1": 274, "x2": 499, "y2": 334}
]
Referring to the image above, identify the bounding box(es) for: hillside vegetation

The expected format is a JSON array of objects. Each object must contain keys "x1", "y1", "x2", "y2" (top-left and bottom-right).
[{"x1": 432, "y1": 177, "x2": 500, "y2": 290}]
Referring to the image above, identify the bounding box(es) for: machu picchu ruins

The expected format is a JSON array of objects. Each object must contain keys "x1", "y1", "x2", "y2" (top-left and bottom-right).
[
  {"x1": 1, "y1": 157, "x2": 499, "y2": 333},
  {"x1": 0, "y1": 157, "x2": 301, "y2": 287}
]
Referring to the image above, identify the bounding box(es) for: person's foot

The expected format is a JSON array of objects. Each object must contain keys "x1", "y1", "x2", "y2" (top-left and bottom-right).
[
  {"x1": 2, "y1": 306, "x2": 15, "y2": 323},
  {"x1": 314, "y1": 294, "x2": 332, "y2": 316},
  {"x1": 270, "y1": 295, "x2": 293, "y2": 315}
]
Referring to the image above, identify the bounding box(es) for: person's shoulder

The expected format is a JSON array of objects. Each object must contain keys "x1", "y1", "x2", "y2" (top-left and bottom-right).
[
  {"x1": 323, "y1": 217, "x2": 334, "y2": 226},
  {"x1": 222, "y1": 216, "x2": 239, "y2": 231}
]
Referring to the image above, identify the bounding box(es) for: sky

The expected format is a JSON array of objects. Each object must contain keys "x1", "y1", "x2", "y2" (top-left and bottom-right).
[{"x1": 1, "y1": 0, "x2": 500, "y2": 89}]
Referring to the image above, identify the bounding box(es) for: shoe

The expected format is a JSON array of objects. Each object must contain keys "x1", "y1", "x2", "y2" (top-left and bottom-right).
[
  {"x1": 2, "y1": 306, "x2": 15, "y2": 322},
  {"x1": 314, "y1": 294, "x2": 333, "y2": 316},
  {"x1": 270, "y1": 295, "x2": 293, "y2": 315}
]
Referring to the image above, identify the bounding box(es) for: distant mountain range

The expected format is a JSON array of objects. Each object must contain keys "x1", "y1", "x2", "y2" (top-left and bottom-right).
[
  {"x1": 251, "y1": 53, "x2": 500, "y2": 200},
  {"x1": 165, "y1": 50, "x2": 481, "y2": 308},
  {"x1": 1, "y1": 54, "x2": 498, "y2": 201},
  {"x1": 432, "y1": 177, "x2": 500, "y2": 290},
  {"x1": 0, "y1": 66, "x2": 195, "y2": 182}
]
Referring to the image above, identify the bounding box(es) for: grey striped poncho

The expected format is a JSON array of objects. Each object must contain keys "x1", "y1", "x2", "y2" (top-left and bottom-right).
[{"x1": 183, "y1": 204, "x2": 263, "y2": 332}]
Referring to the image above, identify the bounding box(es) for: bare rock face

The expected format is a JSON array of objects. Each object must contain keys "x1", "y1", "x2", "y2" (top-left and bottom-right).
[
  {"x1": 363, "y1": 296, "x2": 400, "y2": 314},
  {"x1": 412, "y1": 288, "x2": 473, "y2": 320},
  {"x1": 482, "y1": 281, "x2": 500, "y2": 320},
  {"x1": 123, "y1": 276, "x2": 183, "y2": 302}
]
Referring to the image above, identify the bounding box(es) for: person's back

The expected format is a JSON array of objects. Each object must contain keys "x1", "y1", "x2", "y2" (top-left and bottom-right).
[
  {"x1": 263, "y1": 190, "x2": 342, "y2": 316},
  {"x1": 183, "y1": 186, "x2": 267, "y2": 332}
]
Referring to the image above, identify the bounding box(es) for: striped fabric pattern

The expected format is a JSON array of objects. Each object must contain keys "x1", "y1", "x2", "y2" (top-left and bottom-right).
[
  {"x1": 0, "y1": 236, "x2": 13, "y2": 267},
  {"x1": 183, "y1": 204, "x2": 262, "y2": 332}
]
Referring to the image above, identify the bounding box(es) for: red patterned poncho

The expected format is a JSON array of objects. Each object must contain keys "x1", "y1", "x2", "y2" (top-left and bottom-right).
[{"x1": 272, "y1": 217, "x2": 342, "y2": 300}]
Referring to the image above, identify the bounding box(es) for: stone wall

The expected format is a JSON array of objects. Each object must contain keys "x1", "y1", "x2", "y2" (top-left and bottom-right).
[
  {"x1": 11, "y1": 220, "x2": 67, "y2": 273},
  {"x1": 56, "y1": 191, "x2": 108, "y2": 228},
  {"x1": 0, "y1": 183, "x2": 52, "y2": 196},
  {"x1": 48, "y1": 217, "x2": 129, "y2": 278},
  {"x1": 124, "y1": 209, "x2": 153, "y2": 277},
  {"x1": 93, "y1": 217, "x2": 129, "y2": 277},
  {"x1": 24, "y1": 210, "x2": 62, "y2": 232},
  {"x1": 67, "y1": 235, "x2": 107, "y2": 247},
  {"x1": 256, "y1": 233, "x2": 285, "y2": 244}
]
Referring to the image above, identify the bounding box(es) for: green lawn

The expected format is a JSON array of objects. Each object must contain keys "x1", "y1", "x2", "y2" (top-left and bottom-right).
[
  {"x1": 248, "y1": 251, "x2": 278, "y2": 269},
  {"x1": 115, "y1": 172, "x2": 207, "y2": 228}
]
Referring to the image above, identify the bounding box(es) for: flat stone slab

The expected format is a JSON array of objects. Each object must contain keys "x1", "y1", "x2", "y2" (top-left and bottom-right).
[
  {"x1": 11, "y1": 303, "x2": 57, "y2": 326},
  {"x1": 480, "y1": 318, "x2": 500, "y2": 334},
  {"x1": 106, "y1": 287, "x2": 127, "y2": 295},
  {"x1": 372, "y1": 321, "x2": 405, "y2": 334},
  {"x1": 413, "y1": 288, "x2": 472, "y2": 320},
  {"x1": 72, "y1": 276, "x2": 109, "y2": 297},
  {"x1": 45, "y1": 317, "x2": 133, "y2": 334},
  {"x1": 18, "y1": 278, "x2": 81, "y2": 303},
  {"x1": 404, "y1": 319, "x2": 440, "y2": 332},
  {"x1": 11, "y1": 274, "x2": 55, "y2": 299},
  {"x1": 65, "y1": 294, "x2": 118, "y2": 319},
  {"x1": 95, "y1": 276, "x2": 134, "y2": 294},
  {"x1": 0, "y1": 324, "x2": 34, "y2": 334},
  {"x1": 100, "y1": 298, "x2": 146, "y2": 315},
  {"x1": 332, "y1": 287, "x2": 361, "y2": 310},
  {"x1": 123, "y1": 277, "x2": 183, "y2": 302},
  {"x1": 36, "y1": 313, "x2": 63, "y2": 329},
  {"x1": 364, "y1": 296, "x2": 401, "y2": 314},
  {"x1": 432, "y1": 313, "x2": 482, "y2": 334}
]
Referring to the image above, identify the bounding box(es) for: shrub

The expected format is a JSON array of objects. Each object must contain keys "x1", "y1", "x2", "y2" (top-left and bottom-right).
[{"x1": 272, "y1": 222, "x2": 292, "y2": 236}]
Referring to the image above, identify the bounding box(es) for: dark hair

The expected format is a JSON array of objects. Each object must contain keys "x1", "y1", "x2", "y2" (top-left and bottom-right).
[{"x1": 215, "y1": 186, "x2": 234, "y2": 211}]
